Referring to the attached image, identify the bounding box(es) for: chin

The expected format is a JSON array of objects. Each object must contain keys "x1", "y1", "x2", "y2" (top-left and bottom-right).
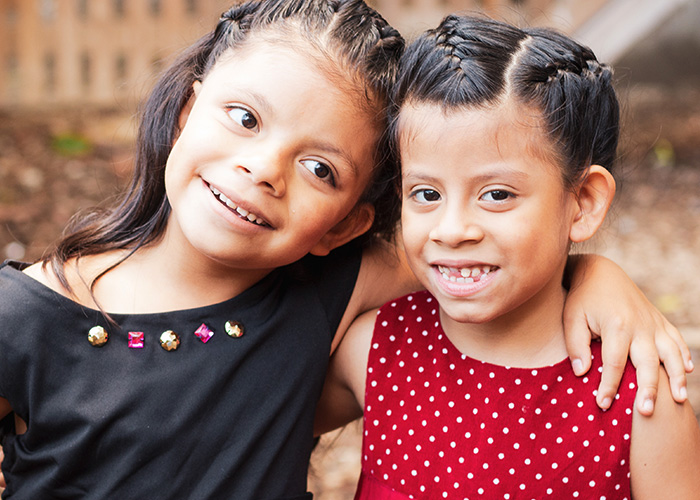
[{"x1": 437, "y1": 301, "x2": 498, "y2": 326}]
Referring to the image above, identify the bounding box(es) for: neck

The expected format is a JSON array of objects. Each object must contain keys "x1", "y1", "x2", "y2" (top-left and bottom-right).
[
  {"x1": 440, "y1": 282, "x2": 568, "y2": 368},
  {"x1": 62, "y1": 238, "x2": 271, "y2": 315}
]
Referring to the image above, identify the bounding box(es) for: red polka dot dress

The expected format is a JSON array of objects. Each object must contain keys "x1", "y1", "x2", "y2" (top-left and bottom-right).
[{"x1": 355, "y1": 291, "x2": 637, "y2": 500}]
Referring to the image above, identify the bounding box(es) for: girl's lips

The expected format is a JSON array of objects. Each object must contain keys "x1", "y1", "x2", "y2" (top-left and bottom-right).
[{"x1": 206, "y1": 182, "x2": 272, "y2": 228}]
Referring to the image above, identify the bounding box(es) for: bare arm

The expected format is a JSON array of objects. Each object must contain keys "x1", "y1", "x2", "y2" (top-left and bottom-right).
[
  {"x1": 332, "y1": 239, "x2": 419, "y2": 354},
  {"x1": 315, "y1": 308, "x2": 377, "y2": 436},
  {"x1": 562, "y1": 254, "x2": 691, "y2": 414},
  {"x1": 0, "y1": 398, "x2": 11, "y2": 422},
  {"x1": 630, "y1": 369, "x2": 700, "y2": 499},
  {"x1": 336, "y1": 246, "x2": 692, "y2": 415}
]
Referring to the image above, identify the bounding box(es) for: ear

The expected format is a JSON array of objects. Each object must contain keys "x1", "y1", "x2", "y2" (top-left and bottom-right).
[
  {"x1": 309, "y1": 203, "x2": 375, "y2": 256},
  {"x1": 176, "y1": 81, "x2": 202, "y2": 134},
  {"x1": 569, "y1": 165, "x2": 616, "y2": 243}
]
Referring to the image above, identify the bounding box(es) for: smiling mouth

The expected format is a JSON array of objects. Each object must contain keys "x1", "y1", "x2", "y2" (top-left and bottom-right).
[
  {"x1": 437, "y1": 265, "x2": 497, "y2": 283},
  {"x1": 209, "y1": 185, "x2": 270, "y2": 227}
]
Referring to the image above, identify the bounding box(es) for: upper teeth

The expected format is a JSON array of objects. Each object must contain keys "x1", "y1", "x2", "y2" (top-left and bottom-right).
[
  {"x1": 438, "y1": 265, "x2": 494, "y2": 283},
  {"x1": 210, "y1": 186, "x2": 266, "y2": 226}
]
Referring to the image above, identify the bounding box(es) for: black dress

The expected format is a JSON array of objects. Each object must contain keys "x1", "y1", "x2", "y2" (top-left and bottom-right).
[{"x1": 0, "y1": 244, "x2": 361, "y2": 499}]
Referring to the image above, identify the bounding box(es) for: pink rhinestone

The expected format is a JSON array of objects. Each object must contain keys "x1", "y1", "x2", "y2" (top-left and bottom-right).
[
  {"x1": 194, "y1": 323, "x2": 214, "y2": 343},
  {"x1": 128, "y1": 331, "x2": 144, "y2": 349}
]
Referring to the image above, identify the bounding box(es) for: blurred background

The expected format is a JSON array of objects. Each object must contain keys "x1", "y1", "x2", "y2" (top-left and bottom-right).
[{"x1": 0, "y1": 1, "x2": 698, "y2": 497}]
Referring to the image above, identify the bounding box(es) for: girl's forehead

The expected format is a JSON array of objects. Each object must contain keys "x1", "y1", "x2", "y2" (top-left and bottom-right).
[
  {"x1": 398, "y1": 100, "x2": 563, "y2": 182},
  {"x1": 399, "y1": 100, "x2": 555, "y2": 158},
  {"x1": 210, "y1": 33, "x2": 379, "y2": 115}
]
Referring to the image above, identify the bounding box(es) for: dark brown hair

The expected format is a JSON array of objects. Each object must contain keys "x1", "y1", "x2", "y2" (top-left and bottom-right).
[
  {"x1": 45, "y1": 0, "x2": 404, "y2": 292},
  {"x1": 391, "y1": 15, "x2": 619, "y2": 191}
]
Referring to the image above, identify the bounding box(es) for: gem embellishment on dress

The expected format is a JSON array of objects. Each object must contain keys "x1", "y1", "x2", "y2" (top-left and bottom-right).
[
  {"x1": 128, "y1": 331, "x2": 145, "y2": 349},
  {"x1": 225, "y1": 320, "x2": 244, "y2": 338},
  {"x1": 159, "y1": 330, "x2": 181, "y2": 351},
  {"x1": 88, "y1": 325, "x2": 109, "y2": 347},
  {"x1": 194, "y1": 323, "x2": 214, "y2": 343}
]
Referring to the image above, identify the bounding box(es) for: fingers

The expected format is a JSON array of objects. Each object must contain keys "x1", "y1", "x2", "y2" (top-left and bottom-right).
[
  {"x1": 661, "y1": 320, "x2": 694, "y2": 374},
  {"x1": 628, "y1": 334, "x2": 664, "y2": 416},
  {"x1": 563, "y1": 311, "x2": 594, "y2": 377},
  {"x1": 597, "y1": 336, "x2": 633, "y2": 411},
  {"x1": 656, "y1": 326, "x2": 690, "y2": 404}
]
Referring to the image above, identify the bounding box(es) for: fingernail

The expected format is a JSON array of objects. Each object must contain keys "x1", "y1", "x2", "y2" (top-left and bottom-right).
[
  {"x1": 572, "y1": 359, "x2": 583, "y2": 375},
  {"x1": 689, "y1": 359, "x2": 695, "y2": 371},
  {"x1": 680, "y1": 386, "x2": 688, "y2": 400},
  {"x1": 643, "y1": 398, "x2": 654, "y2": 413},
  {"x1": 601, "y1": 397, "x2": 611, "y2": 409}
]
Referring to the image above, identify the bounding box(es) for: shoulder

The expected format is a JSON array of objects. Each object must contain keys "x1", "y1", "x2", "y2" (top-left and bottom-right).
[
  {"x1": 331, "y1": 307, "x2": 379, "y2": 405},
  {"x1": 350, "y1": 240, "x2": 421, "y2": 316},
  {"x1": 368, "y1": 291, "x2": 439, "y2": 364},
  {"x1": 330, "y1": 241, "x2": 421, "y2": 352},
  {"x1": 0, "y1": 259, "x2": 28, "y2": 281},
  {"x1": 629, "y1": 368, "x2": 700, "y2": 499},
  {"x1": 344, "y1": 308, "x2": 381, "y2": 358},
  {"x1": 374, "y1": 290, "x2": 437, "y2": 332},
  {"x1": 0, "y1": 261, "x2": 50, "y2": 310},
  {"x1": 378, "y1": 290, "x2": 436, "y2": 316}
]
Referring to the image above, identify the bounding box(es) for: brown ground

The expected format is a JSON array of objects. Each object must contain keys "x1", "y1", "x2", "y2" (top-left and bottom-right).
[{"x1": 0, "y1": 83, "x2": 698, "y2": 497}]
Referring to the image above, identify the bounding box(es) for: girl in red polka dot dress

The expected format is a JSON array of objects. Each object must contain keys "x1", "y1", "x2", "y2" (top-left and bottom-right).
[{"x1": 315, "y1": 15, "x2": 700, "y2": 500}]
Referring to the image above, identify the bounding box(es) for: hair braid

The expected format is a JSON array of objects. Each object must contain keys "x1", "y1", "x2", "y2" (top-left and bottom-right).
[
  {"x1": 44, "y1": 0, "x2": 406, "y2": 294},
  {"x1": 391, "y1": 14, "x2": 620, "y2": 198}
]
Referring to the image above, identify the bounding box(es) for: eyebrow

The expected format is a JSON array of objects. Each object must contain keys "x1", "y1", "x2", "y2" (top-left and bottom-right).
[
  {"x1": 403, "y1": 167, "x2": 530, "y2": 185},
  {"x1": 305, "y1": 140, "x2": 359, "y2": 177},
  {"x1": 468, "y1": 169, "x2": 530, "y2": 184},
  {"x1": 233, "y1": 89, "x2": 273, "y2": 115}
]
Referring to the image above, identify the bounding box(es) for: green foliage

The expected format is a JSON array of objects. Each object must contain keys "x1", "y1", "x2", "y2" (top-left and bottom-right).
[{"x1": 51, "y1": 133, "x2": 93, "y2": 157}]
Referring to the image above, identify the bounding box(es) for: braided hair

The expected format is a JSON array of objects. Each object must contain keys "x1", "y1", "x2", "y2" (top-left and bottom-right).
[
  {"x1": 391, "y1": 15, "x2": 619, "y2": 192},
  {"x1": 46, "y1": 0, "x2": 404, "y2": 291}
]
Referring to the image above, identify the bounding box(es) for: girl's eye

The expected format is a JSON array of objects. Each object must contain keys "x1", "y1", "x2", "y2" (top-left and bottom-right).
[
  {"x1": 227, "y1": 107, "x2": 258, "y2": 131},
  {"x1": 301, "y1": 160, "x2": 335, "y2": 185},
  {"x1": 481, "y1": 189, "x2": 513, "y2": 202},
  {"x1": 414, "y1": 189, "x2": 441, "y2": 203}
]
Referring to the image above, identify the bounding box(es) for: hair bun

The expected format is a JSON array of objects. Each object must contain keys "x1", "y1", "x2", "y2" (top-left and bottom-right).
[
  {"x1": 218, "y1": 3, "x2": 257, "y2": 33},
  {"x1": 585, "y1": 59, "x2": 613, "y2": 80}
]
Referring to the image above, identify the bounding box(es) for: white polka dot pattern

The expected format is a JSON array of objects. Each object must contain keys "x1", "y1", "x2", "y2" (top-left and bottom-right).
[{"x1": 357, "y1": 291, "x2": 636, "y2": 500}]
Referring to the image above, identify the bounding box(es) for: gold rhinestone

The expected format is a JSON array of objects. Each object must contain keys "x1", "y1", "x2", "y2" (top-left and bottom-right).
[
  {"x1": 88, "y1": 325, "x2": 109, "y2": 347},
  {"x1": 159, "y1": 330, "x2": 181, "y2": 351},
  {"x1": 225, "y1": 320, "x2": 244, "y2": 338}
]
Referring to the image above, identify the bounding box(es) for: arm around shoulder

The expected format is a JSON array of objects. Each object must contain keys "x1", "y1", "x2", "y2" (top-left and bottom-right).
[
  {"x1": 331, "y1": 239, "x2": 420, "y2": 353},
  {"x1": 629, "y1": 368, "x2": 700, "y2": 499},
  {"x1": 314, "y1": 308, "x2": 378, "y2": 437},
  {"x1": 563, "y1": 253, "x2": 691, "y2": 413}
]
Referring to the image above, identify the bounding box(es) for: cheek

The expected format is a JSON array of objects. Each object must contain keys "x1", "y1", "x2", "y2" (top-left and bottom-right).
[
  {"x1": 509, "y1": 212, "x2": 570, "y2": 264},
  {"x1": 401, "y1": 214, "x2": 429, "y2": 256},
  {"x1": 162, "y1": 157, "x2": 179, "y2": 201},
  {"x1": 163, "y1": 150, "x2": 190, "y2": 197},
  {"x1": 294, "y1": 198, "x2": 350, "y2": 238}
]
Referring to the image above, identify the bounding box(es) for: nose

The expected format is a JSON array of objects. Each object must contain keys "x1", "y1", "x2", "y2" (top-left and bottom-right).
[
  {"x1": 429, "y1": 202, "x2": 484, "y2": 247},
  {"x1": 236, "y1": 142, "x2": 288, "y2": 197}
]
